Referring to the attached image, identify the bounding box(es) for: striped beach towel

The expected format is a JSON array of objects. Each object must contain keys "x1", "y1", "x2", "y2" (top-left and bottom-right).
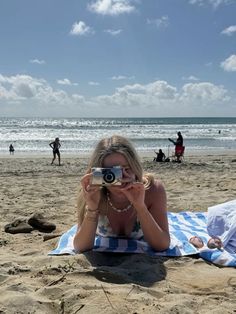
[{"x1": 49, "y1": 211, "x2": 236, "y2": 267}]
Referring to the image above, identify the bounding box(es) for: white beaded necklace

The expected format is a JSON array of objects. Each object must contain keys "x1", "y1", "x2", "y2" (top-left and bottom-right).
[{"x1": 107, "y1": 193, "x2": 132, "y2": 213}]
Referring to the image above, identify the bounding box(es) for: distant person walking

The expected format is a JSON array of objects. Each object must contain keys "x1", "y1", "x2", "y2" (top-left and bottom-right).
[
  {"x1": 9, "y1": 144, "x2": 14, "y2": 155},
  {"x1": 49, "y1": 137, "x2": 61, "y2": 166}
]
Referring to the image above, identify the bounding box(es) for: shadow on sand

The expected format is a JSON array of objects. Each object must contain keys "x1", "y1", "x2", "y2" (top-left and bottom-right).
[{"x1": 83, "y1": 251, "x2": 167, "y2": 287}]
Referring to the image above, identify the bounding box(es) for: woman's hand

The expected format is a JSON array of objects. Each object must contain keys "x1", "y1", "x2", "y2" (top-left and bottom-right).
[
  {"x1": 120, "y1": 181, "x2": 146, "y2": 211},
  {"x1": 81, "y1": 173, "x2": 101, "y2": 210}
]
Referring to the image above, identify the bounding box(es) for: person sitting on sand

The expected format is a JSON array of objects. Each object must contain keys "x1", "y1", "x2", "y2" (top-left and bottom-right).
[
  {"x1": 73, "y1": 135, "x2": 170, "y2": 253},
  {"x1": 49, "y1": 137, "x2": 61, "y2": 166},
  {"x1": 154, "y1": 149, "x2": 166, "y2": 162}
]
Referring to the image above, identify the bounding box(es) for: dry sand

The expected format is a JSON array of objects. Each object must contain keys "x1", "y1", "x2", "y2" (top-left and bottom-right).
[{"x1": 0, "y1": 154, "x2": 236, "y2": 314}]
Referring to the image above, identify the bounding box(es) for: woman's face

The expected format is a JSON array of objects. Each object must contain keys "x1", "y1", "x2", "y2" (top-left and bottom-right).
[{"x1": 103, "y1": 152, "x2": 136, "y2": 190}]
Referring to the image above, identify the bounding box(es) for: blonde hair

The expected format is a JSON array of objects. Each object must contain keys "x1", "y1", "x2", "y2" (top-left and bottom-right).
[{"x1": 77, "y1": 135, "x2": 154, "y2": 224}]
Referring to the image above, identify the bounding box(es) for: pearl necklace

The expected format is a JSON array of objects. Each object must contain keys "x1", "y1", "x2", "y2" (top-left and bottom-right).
[{"x1": 107, "y1": 193, "x2": 132, "y2": 213}]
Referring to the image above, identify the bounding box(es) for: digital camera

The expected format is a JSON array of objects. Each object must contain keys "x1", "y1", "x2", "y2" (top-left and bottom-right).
[{"x1": 91, "y1": 166, "x2": 123, "y2": 186}]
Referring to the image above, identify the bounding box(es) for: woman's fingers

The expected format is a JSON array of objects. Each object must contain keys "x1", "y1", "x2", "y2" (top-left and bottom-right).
[
  {"x1": 81, "y1": 175, "x2": 102, "y2": 194},
  {"x1": 121, "y1": 181, "x2": 143, "y2": 191},
  {"x1": 120, "y1": 178, "x2": 134, "y2": 183},
  {"x1": 81, "y1": 174, "x2": 92, "y2": 190},
  {"x1": 85, "y1": 184, "x2": 101, "y2": 193}
]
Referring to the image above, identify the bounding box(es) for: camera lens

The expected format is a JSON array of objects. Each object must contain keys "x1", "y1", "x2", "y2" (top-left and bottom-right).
[{"x1": 103, "y1": 171, "x2": 115, "y2": 183}]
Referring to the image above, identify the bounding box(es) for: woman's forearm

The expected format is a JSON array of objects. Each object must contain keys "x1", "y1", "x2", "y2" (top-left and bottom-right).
[
  {"x1": 73, "y1": 212, "x2": 99, "y2": 252},
  {"x1": 136, "y1": 206, "x2": 170, "y2": 251}
]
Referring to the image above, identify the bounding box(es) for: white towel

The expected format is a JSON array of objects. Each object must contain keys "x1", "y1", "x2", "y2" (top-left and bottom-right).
[{"x1": 207, "y1": 199, "x2": 236, "y2": 254}]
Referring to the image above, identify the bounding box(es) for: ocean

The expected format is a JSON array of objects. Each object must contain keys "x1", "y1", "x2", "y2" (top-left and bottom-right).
[{"x1": 1, "y1": 117, "x2": 236, "y2": 155}]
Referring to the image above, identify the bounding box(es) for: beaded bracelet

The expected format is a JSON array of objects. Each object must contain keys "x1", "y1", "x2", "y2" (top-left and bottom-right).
[
  {"x1": 85, "y1": 205, "x2": 98, "y2": 212},
  {"x1": 85, "y1": 215, "x2": 98, "y2": 222},
  {"x1": 85, "y1": 205, "x2": 99, "y2": 222}
]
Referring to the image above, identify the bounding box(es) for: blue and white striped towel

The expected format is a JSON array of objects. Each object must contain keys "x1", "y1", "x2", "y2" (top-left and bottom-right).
[{"x1": 49, "y1": 211, "x2": 236, "y2": 267}]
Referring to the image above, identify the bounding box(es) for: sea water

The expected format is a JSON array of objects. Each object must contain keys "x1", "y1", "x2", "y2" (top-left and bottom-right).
[{"x1": 0, "y1": 117, "x2": 236, "y2": 155}]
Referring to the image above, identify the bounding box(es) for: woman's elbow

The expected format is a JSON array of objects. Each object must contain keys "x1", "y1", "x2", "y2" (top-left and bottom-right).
[
  {"x1": 151, "y1": 234, "x2": 170, "y2": 252},
  {"x1": 73, "y1": 234, "x2": 94, "y2": 253},
  {"x1": 73, "y1": 240, "x2": 93, "y2": 253},
  {"x1": 159, "y1": 240, "x2": 170, "y2": 251}
]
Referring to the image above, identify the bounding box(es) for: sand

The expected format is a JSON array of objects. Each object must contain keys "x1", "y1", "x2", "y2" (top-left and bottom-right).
[{"x1": 0, "y1": 153, "x2": 236, "y2": 313}]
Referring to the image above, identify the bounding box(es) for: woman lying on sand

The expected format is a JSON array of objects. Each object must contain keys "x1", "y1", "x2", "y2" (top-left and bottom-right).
[{"x1": 73, "y1": 135, "x2": 170, "y2": 253}]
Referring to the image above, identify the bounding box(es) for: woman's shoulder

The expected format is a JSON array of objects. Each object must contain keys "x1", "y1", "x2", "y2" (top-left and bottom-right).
[
  {"x1": 143, "y1": 174, "x2": 165, "y2": 194},
  {"x1": 143, "y1": 173, "x2": 164, "y2": 190},
  {"x1": 150, "y1": 179, "x2": 165, "y2": 193},
  {"x1": 144, "y1": 178, "x2": 166, "y2": 207}
]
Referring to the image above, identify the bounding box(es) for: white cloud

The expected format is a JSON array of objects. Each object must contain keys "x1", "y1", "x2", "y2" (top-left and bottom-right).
[
  {"x1": 0, "y1": 74, "x2": 84, "y2": 114},
  {"x1": 29, "y1": 59, "x2": 45, "y2": 65},
  {"x1": 147, "y1": 16, "x2": 169, "y2": 29},
  {"x1": 182, "y1": 75, "x2": 200, "y2": 81},
  {"x1": 96, "y1": 81, "x2": 178, "y2": 112},
  {"x1": 221, "y1": 54, "x2": 236, "y2": 72},
  {"x1": 88, "y1": 0, "x2": 136, "y2": 16},
  {"x1": 57, "y1": 78, "x2": 78, "y2": 86},
  {"x1": 111, "y1": 75, "x2": 135, "y2": 80},
  {"x1": 0, "y1": 74, "x2": 84, "y2": 116},
  {"x1": 189, "y1": 0, "x2": 233, "y2": 8},
  {"x1": 117, "y1": 81, "x2": 177, "y2": 98},
  {"x1": 221, "y1": 25, "x2": 236, "y2": 36},
  {"x1": 0, "y1": 74, "x2": 233, "y2": 117},
  {"x1": 104, "y1": 29, "x2": 123, "y2": 36},
  {"x1": 70, "y1": 21, "x2": 94, "y2": 36},
  {"x1": 13, "y1": 83, "x2": 35, "y2": 98},
  {"x1": 180, "y1": 82, "x2": 229, "y2": 103},
  {"x1": 93, "y1": 80, "x2": 231, "y2": 116},
  {"x1": 89, "y1": 81, "x2": 100, "y2": 86},
  {"x1": 0, "y1": 74, "x2": 46, "y2": 100}
]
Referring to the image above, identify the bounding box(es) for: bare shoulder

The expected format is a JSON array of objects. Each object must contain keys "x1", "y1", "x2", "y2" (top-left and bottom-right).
[
  {"x1": 144, "y1": 179, "x2": 167, "y2": 216},
  {"x1": 145, "y1": 179, "x2": 166, "y2": 203},
  {"x1": 148, "y1": 179, "x2": 165, "y2": 194}
]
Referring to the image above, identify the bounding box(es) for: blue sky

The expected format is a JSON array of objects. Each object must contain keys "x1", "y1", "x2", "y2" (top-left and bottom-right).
[{"x1": 0, "y1": 0, "x2": 236, "y2": 117}]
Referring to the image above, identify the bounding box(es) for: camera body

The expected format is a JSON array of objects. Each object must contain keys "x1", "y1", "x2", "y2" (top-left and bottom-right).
[{"x1": 91, "y1": 166, "x2": 123, "y2": 186}]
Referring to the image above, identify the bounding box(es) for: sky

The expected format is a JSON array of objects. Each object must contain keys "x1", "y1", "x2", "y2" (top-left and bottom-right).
[{"x1": 0, "y1": 0, "x2": 236, "y2": 118}]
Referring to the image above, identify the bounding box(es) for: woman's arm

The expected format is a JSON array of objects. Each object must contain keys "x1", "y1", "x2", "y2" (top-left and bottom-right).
[
  {"x1": 73, "y1": 208, "x2": 99, "y2": 252},
  {"x1": 73, "y1": 174, "x2": 101, "y2": 252},
  {"x1": 121, "y1": 180, "x2": 170, "y2": 251},
  {"x1": 137, "y1": 181, "x2": 170, "y2": 251}
]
